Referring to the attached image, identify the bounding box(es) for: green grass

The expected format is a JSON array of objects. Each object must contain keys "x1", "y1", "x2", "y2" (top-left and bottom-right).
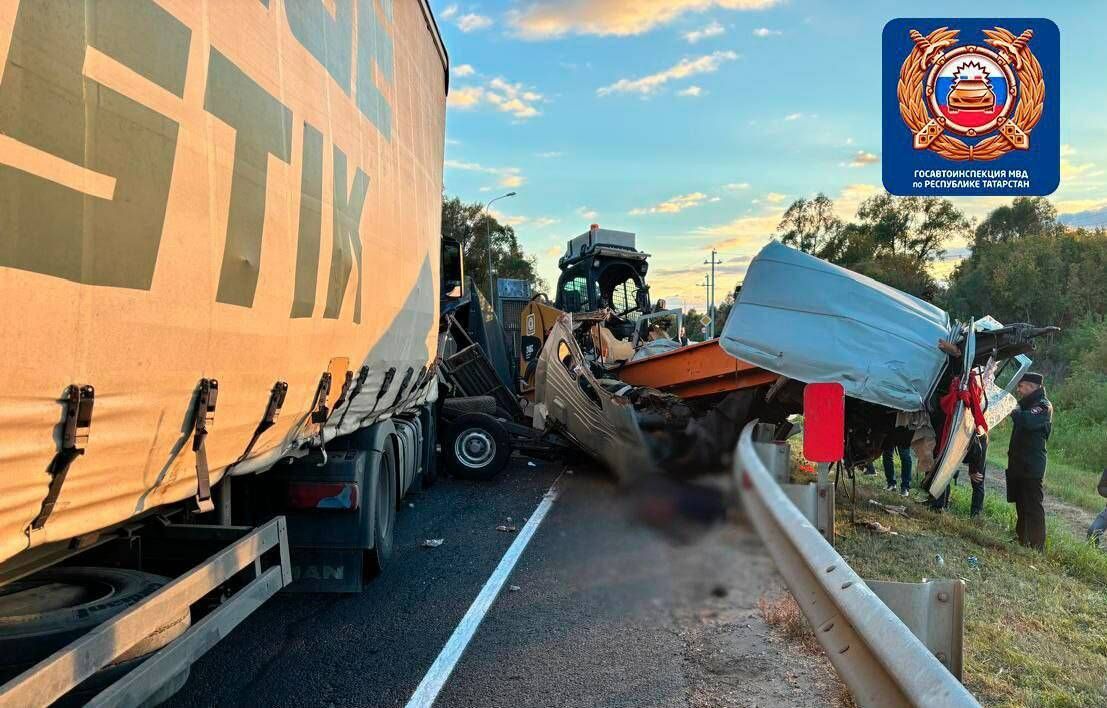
[
  {"x1": 836, "y1": 473, "x2": 1107, "y2": 707},
  {"x1": 987, "y1": 422, "x2": 1105, "y2": 515}
]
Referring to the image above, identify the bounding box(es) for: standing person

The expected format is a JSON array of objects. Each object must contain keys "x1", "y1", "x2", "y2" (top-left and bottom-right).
[
  {"x1": 1086, "y1": 469, "x2": 1107, "y2": 544},
  {"x1": 1006, "y1": 372, "x2": 1052, "y2": 550},
  {"x1": 882, "y1": 443, "x2": 913, "y2": 496},
  {"x1": 965, "y1": 433, "x2": 988, "y2": 518},
  {"x1": 929, "y1": 434, "x2": 988, "y2": 514}
]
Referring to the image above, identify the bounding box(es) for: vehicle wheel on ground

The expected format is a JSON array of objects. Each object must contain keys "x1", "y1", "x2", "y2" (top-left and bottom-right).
[
  {"x1": 444, "y1": 413, "x2": 511, "y2": 481},
  {"x1": 366, "y1": 442, "x2": 397, "y2": 576},
  {"x1": 0, "y1": 567, "x2": 191, "y2": 677}
]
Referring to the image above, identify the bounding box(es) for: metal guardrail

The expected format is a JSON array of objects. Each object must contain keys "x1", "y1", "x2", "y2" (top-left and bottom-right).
[{"x1": 734, "y1": 422, "x2": 979, "y2": 708}]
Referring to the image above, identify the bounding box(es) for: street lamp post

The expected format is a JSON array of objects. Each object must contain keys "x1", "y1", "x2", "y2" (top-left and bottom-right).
[{"x1": 483, "y1": 191, "x2": 517, "y2": 309}]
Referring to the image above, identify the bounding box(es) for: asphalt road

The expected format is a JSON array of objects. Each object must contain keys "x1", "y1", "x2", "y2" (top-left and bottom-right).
[{"x1": 168, "y1": 457, "x2": 839, "y2": 708}]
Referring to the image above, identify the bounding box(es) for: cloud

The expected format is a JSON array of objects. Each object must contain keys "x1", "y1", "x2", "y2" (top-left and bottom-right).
[
  {"x1": 846, "y1": 150, "x2": 880, "y2": 168},
  {"x1": 678, "y1": 85, "x2": 704, "y2": 97},
  {"x1": 1060, "y1": 144, "x2": 1101, "y2": 183},
  {"x1": 630, "y1": 192, "x2": 710, "y2": 215},
  {"x1": 723, "y1": 182, "x2": 750, "y2": 191},
  {"x1": 576, "y1": 206, "x2": 599, "y2": 220},
  {"x1": 597, "y1": 50, "x2": 738, "y2": 96},
  {"x1": 447, "y1": 76, "x2": 546, "y2": 120},
  {"x1": 783, "y1": 112, "x2": 804, "y2": 121},
  {"x1": 488, "y1": 211, "x2": 560, "y2": 229},
  {"x1": 544, "y1": 245, "x2": 564, "y2": 257},
  {"x1": 447, "y1": 86, "x2": 484, "y2": 109},
  {"x1": 444, "y1": 159, "x2": 526, "y2": 188},
  {"x1": 536, "y1": 151, "x2": 564, "y2": 158},
  {"x1": 441, "y1": 4, "x2": 458, "y2": 20},
  {"x1": 684, "y1": 21, "x2": 725, "y2": 43},
  {"x1": 752, "y1": 27, "x2": 781, "y2": 37},
  {"x1": 696, "y1": 183, "x2": 880, "y2": 252},
  {"x1": 456, "y1": 13, "x2": 493, "y2": 32},
  {"x1": 452, "y1": 64, "x2": 476, "y2": 77},
  {"x1": 508, "y1": 0, "x2": 781, "y2": 39}
]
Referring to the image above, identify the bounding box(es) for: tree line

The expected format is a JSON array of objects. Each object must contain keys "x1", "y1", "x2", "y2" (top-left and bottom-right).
[{"x1": 440, "y1": 195, "x2": 547, "y2": 298}]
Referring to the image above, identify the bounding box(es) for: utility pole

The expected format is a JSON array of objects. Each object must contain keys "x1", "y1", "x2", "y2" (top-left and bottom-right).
[
  {"x1": 704, "y1": 248, "x2": 723, "y2": 338},
  {"x1": 483, "y1": 191, "x2": 517, "y2": 310},
  {"x1": 696, "y1": 274, "x2": 710, "y2": 340}
]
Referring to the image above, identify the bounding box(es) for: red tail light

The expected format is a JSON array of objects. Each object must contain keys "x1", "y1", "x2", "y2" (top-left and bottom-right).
[{"x1": 287, "y1": 482, "x2": 359, "y2": 510}]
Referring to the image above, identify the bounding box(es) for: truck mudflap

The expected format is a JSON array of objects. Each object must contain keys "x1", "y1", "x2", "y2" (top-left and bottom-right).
[{"x1": 0, "y1": 518, "x2": 290, "y2": 708}]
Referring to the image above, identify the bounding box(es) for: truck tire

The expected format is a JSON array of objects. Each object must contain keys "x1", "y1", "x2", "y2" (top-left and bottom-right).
[
  {"x1": 367, "y1": 442, "x2": 397, "y2": 576},
  {"x1": 445, "y1": 413, "x2": 511, "y2": 481},
  {"x1": 441, "y1": 395, "x2": 497, "y2": 418},
  {"x1": 0, "y1": 567, "x2": 190, "y2": 676}
]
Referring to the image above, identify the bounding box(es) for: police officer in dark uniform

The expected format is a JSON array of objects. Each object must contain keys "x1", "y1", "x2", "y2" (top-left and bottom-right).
[{"x1": 1006, "y1": 372, "x2": 1052, "y2": 550}]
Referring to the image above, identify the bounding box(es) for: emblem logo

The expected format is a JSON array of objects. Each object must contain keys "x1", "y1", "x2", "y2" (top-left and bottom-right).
[
  {"x1": 882, "y1": 19, "x2": 1058, "y2": 197},
  {"x1": 898, "y1": 26, "x2": 1044, "y2": 161}
]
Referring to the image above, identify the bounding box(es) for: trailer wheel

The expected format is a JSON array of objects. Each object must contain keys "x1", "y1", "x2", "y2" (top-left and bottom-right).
[
  {"x1": 367, "y1": 443, "x2": 397, "y2": 576},
  {"x1": 0, "y1": 567, "x2": 190, "y2": 676},
  {"x1": 445, "y1": 413, "x2": 511, "y2": 481}
]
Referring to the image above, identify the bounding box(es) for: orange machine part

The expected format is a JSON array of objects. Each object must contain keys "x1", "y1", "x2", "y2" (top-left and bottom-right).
[{"x1": 616, "y1": 340, "x2": 777, "y2": 399}]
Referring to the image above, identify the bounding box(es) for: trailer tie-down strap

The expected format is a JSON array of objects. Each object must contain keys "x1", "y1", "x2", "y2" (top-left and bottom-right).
[
  {"x1": 335, "y1": 366, "x2": 370, "y2": 431},
  {"x1": 30, "y1": 385, "x2": 95, "y2": 531},
  {"x1": 192, "y1": 379, "x2": 219, "y2": 513},
  {"x1": 230, "y1": 380, "x2": 288, "y2": 469},
  {"x1": 392, "y1": 367, "x2": 415, "y2": 407},
  {"x1": 310, "y1": 371, "x2": 333, "y2": 424}
]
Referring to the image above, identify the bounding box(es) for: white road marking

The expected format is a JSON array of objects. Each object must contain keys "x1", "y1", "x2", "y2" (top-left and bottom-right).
[{"x1": 405, "y1": 479, "x2": 561, "y2": 708}]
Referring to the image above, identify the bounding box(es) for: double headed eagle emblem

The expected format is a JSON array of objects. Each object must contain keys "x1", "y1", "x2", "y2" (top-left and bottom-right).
[{"x1": 898, "y1": 27, "x2": 1045, "y2": 161}]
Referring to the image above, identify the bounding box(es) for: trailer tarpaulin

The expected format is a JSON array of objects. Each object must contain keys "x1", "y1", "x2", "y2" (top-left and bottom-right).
[{"x1": 720, "y1": 242, "x2": 952, "y2": 412}]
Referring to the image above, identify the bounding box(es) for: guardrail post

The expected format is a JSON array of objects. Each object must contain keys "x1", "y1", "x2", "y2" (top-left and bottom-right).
[
  {"x1": 758, "y1": 441, "x2": 836, "y2": 546},
  {"x1": 816, "y1": 462, "x2": 834, "y2": 546},
  {"x1": 867, "y1": 579, "x2": 965, "y2": 680}
]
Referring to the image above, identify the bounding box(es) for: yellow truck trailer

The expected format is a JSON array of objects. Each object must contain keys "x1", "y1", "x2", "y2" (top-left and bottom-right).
[{"x1": 0, "y1": 1, "x2": 448, "y2": 702}]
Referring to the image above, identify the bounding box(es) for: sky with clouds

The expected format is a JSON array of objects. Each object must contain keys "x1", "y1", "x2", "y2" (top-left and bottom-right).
[{"x1": 434, "y1": 0, "x2": 1107, "y2": 309}]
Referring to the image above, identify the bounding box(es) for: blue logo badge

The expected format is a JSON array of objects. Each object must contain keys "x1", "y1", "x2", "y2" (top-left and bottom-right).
[{"x1": 882, "y1": 18, "x2": 1059, "y2": 196}]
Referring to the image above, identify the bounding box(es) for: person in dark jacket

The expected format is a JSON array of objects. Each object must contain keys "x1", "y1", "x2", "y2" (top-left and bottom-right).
[
  {"x1": 1006, "y1": 372, "x2": 1052, "y2": 550},
  {"x1": 1086, "y1": 469, "x2": 1107, "y2": 543}
]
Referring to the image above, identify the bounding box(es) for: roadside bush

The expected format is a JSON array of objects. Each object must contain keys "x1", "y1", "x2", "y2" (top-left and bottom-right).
[{"x1": 1049, "y1": 319, "x2": 1107, "y2": 474}]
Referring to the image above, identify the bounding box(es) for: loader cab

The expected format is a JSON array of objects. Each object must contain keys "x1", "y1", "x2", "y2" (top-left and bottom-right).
[{"x1": 554, "y1": 225, "x2": 651, "y2": 341}]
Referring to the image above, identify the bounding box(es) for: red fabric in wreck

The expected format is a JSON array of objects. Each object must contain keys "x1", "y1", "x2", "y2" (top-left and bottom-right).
[{"x1": 936, "y1": 373, "x2": 989, "y2": 457}]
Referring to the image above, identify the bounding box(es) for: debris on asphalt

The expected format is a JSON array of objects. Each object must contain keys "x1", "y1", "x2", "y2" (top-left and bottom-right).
[
  {"x1": 509, "y1": 585, "x2": 521, "y2": 592},
  {"x1": 566, "y1": 469, "x2": 574, "y2": 475},
  {"x1": 421, "y1": 538, "x2": 444, "y2": 548},
  {"x1": 710, "y1": 585, "x2": 728, "y2": 598},
  {"x1": 867, "y1": 499, "x2": 909, "y2": 517},
  {"x1": 497, "y1": 517, "x2": 518, "y2": 532},
  {"x1": 408, "y1": 502, "x2": 415, "y2": 508},
  {"x1": 527, "y1": 461, "x2": 537, "y2": 467}
]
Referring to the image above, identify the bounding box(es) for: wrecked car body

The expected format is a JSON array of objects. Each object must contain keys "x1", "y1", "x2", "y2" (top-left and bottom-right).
[
  {"x1": 721, "y1": 242, "x2": 1056, "y2": 497},
  {"x1": 530, "y1": 238, "x2": 1055, "y2": 502}
]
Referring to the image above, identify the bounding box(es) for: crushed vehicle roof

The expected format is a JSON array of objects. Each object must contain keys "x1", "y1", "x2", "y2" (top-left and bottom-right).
[{"x1": 720, "y1": 241, "x2": 953, "y2": 412}]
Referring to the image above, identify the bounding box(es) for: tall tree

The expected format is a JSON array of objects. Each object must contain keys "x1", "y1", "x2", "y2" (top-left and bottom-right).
[
  {"x1": 777, "y1": 193, "x2": 842, "y2": 256},
  {"x1": 973, "y1": 196, "x2": 1061, "y2": 245},
  {"x1": 440, "y1": 195, "x2": 546, "y2": 297}
]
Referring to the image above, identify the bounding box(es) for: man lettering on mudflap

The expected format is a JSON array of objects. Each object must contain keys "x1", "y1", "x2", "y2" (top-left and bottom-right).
[{"x1": 1006, "y1": 372, "x2": 1053, "y2": 550}]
